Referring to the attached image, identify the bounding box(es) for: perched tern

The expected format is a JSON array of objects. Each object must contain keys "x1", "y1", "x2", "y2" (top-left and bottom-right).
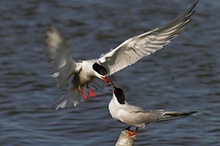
[
  {"x1": 109, "y1": 85, "x2": 197, "y2": 136},
  {"x1": 45, "y1": 2, "x2": 197, "y2": 110}
]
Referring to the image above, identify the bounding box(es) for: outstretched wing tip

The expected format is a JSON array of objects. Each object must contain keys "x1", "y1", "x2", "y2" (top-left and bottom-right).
[
  {"x1": 44, "y1": 24, "x2": 78, "y2": 89},
  {"x1": 99, "y1": 2, "x2": 197, "y2": 75}
]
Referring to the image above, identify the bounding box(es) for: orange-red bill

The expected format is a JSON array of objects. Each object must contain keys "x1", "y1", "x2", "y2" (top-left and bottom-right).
[{"x1": 101, "y1": 76, "x2": 109, "y2": 83}]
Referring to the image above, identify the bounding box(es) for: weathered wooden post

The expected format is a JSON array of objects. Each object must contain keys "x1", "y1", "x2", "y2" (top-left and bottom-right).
[{"x1": 115, "y1": 129, "x2": 135, "y2": 146}]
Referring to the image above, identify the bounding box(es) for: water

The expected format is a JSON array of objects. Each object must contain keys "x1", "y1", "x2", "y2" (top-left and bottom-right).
[{"x1": 0, "y1": 0, "x2": 219, "y2": 145}]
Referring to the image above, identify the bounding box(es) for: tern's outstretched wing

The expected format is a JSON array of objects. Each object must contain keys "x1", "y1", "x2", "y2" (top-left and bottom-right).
[
  {"x1": 99, "y1": 2, "x2": 197, "y2": 75},
  {"x1": 45, "y1": 25, "x2": 79, "y2": 89}
]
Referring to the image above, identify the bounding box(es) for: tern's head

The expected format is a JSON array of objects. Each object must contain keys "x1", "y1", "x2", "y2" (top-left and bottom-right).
[
  {"x1": 110, "y1": 85, "x2": 125, "y2": 104},
  {"x1": 92, "y1": 63, "x2": 109, "y2": 83}
]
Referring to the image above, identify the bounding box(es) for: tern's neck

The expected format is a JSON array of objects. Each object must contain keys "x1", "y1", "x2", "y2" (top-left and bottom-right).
[{"x1": 113, "y1": 94, "x2": 125, "y2": 104}]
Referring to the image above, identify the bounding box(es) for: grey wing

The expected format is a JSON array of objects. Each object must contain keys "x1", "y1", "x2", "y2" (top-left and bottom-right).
[
  {"x1": 120, "y1": 105, "x2": 162, "y2": 126},
  {"x1": 45, "y1": 25, "x2": 79, "y2": 89},
  {"x1": 138, "y1": 110, "x2": 197, "y2": 123},
  {"x1": 98, "y1": 2, "x2": 197, "y2": 75},
  {"x1": 127, "y1": 109, "x2": 166, "y2": 125}
]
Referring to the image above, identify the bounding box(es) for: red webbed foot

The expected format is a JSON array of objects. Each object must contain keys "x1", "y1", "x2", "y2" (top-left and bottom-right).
[
  {"x1": 78, "y1": 87, "x2": 88, "y2": 101},
  {"x1": 88, "y1": 88, "x2": 96, "y2": 97},
  {"x1": 87, "y1": 85, "x2": 96, "y2": 97},
  {"x1": 127, "y1": 127, "x2": 138, "y2": 137}
]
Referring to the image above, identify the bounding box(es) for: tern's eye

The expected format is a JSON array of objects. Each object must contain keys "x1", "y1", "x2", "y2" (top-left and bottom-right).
[{"x1": 92, "y1": 63, "x2": 107, "y2": 75}]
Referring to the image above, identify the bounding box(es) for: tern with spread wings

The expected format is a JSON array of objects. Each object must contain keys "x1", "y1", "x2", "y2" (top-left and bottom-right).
[{"x1": 45, "y1": 2, "x2": 197, "y2": 109}]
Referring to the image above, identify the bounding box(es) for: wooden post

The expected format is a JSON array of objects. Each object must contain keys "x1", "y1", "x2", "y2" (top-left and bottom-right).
[{"x1": 115, "y1": 129, "x2": 135, "y2": 146}]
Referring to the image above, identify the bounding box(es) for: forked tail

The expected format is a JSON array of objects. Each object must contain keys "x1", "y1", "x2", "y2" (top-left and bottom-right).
[
  {"x1": 50, "y1": 87, "x2": 82, "y2": 110},
  {"x1": 156, "y1": 111, "x2": 197, "y2": 122}
]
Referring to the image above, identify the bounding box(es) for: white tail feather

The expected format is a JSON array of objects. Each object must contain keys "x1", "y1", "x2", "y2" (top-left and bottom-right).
[{"x1": 50, "y1": 87, "x2": 82, "y2": 110}]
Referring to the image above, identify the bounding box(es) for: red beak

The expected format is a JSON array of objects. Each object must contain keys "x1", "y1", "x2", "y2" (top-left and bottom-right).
[{"x1": 101, "y1": 76, "x2": 109, "y2": 83}]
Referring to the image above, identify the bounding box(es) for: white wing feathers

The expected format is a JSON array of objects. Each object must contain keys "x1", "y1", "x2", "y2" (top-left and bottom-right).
[
  {"x1": 99, "y1": 2, "x2": 197, "y2": 76},
  {"x1": 45, "y1": 25, "x2": 79, "y2": 89}
]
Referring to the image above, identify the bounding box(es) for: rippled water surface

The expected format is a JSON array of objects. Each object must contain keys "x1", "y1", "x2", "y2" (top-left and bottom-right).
[{"x1": 0, "y1": 0, "x2": 219, "y2": 145}]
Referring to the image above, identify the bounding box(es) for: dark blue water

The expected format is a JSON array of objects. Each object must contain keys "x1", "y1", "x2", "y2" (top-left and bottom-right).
[{"x1": 0, "y1": 0, "x2": 219, "y2": 145}]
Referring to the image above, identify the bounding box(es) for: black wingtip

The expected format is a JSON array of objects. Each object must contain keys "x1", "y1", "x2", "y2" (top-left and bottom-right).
[{"x1": 194, "y1": 1, "x2": 199, "y2": 7}]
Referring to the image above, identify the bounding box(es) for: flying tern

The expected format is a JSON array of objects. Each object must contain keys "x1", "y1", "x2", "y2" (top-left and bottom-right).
[
  {"x1": 45, "y1": 2, "x2": 197, "y2": 110},
  {"x1": 108, "y1": 84, "x2": 197, "y2": 136}
]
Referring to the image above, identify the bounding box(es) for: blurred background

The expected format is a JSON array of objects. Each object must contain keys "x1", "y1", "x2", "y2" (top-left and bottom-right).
[{"x1": 0, "y1": 0, "x2": 219, "y2": 145}]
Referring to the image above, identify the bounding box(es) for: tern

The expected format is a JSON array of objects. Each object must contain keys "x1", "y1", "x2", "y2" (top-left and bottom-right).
[
  {"x1": 109, "y1": 85, "x2": 197, "y2": 136},
  {"x1": 45, "y1": 2, "x2": 197, "y2": 110}
]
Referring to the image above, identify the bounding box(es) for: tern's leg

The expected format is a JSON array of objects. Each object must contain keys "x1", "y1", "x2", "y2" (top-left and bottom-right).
[
  {"x1": 124, "y1": 126, "x2": 131, "y2": 131},
  {"x1": 127, "y1": 127, "x2": 138, "y2": 137},
  {"x1": 78, "y1": 87, "x2": 87, "y2": 100},
  {"x1": 87, "y1": 85, "x2": 96, "y2": 97}
]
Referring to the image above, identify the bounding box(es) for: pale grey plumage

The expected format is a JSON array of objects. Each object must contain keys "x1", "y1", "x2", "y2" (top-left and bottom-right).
[{"x1": 45, "y1": 25, "x2": 79, "y2": 89}]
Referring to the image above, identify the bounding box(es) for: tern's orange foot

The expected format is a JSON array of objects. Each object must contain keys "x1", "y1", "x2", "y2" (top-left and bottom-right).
[
  {"x1": 127, "y1": 127, "x2": 138, "y2": 137},
  {"x1": 81, "y1": 93, "x2": 88, "y2": 100},
  {"x1": 124, "y1": 126, "x2": 131, "y2": 131},
  {"x1": 88, "y1": 88, "x2": 96, "y2": 97},
  {"x1": 78, "y1": 88, "x2": 88, "y2": 101}
]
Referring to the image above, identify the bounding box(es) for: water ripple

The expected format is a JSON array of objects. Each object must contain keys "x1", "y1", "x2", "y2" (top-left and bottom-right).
[{"x1": 0, "y1": 0, "x2": 219, "y2": 145}]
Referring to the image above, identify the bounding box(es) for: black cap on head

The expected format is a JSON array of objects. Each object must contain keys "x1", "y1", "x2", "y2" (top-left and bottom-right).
[
  {"x1": 92, "y1": 63, "x2": 107, "y2": 76},
  {"x1": 114, "y1": 87, "x2": 125, "y2": 104}
]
